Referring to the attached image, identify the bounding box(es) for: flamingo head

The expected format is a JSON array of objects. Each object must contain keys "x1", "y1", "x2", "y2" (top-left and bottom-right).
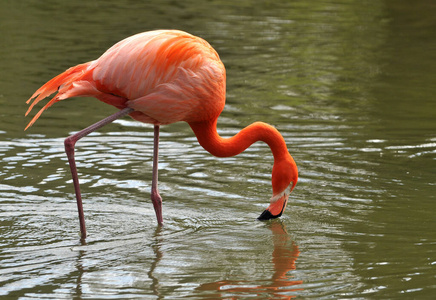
[{"x1": 258, "y1": 154, "x2": 298, "y2": 220}]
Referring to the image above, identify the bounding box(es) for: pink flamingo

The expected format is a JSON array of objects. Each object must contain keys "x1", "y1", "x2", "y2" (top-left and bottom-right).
[{"x1": 25, "y1": 30, "x2": 298, "y2": 238}]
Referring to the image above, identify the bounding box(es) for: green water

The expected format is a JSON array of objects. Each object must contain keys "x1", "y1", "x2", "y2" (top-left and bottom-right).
[{"x1": 1, "y1": 0, "x2": 435, "y2": 298}]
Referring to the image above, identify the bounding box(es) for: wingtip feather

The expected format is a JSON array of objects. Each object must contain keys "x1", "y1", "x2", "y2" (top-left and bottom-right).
[
  {"x1": 25, "y1": 97, "x2": 60, "y2": 130},
  {"x1": 24, "y1": 62, "x2": 92, "y2": 128}
]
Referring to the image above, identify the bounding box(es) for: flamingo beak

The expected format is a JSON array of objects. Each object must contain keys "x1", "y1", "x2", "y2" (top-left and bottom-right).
[{"x1": 257, "y1": 194, "x2": 289, "y2": 221}]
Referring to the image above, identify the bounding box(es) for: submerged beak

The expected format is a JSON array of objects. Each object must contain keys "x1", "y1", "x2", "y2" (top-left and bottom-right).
[{"x1": 257, "y1": 194, "x2": 289, "y2": 221}]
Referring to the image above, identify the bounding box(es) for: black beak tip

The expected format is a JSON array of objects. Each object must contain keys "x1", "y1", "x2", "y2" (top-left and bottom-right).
[{"x1": 257, "y1": 210, "x2": 281, "y2": 221}]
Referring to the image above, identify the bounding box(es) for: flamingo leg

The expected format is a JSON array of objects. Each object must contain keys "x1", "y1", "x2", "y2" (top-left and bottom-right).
[
  {"x1": 64, "y1": 107, "x2": 134, "y2": 239},
  {"x1": 151, "y1": 125, "x2": 163, "y2": 225}
]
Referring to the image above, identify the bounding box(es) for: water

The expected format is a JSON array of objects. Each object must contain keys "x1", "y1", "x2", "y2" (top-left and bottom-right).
[{"x1": 1, "y1": 0, "x2": 435, "y2": 298}]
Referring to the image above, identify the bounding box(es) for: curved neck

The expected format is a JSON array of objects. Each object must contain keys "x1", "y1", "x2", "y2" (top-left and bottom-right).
[{"x1": 188, "y1": 118, "x2": 289, "y2": 161}]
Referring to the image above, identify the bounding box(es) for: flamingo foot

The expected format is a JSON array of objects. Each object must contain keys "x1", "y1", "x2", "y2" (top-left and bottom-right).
[{"x1": 151, "y1": 191, "x2": 163, "y2": 225}]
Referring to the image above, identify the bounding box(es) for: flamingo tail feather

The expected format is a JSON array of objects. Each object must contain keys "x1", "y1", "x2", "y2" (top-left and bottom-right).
[{"x1": 25, "y1": 62, "x2": 92, "y2": 129}]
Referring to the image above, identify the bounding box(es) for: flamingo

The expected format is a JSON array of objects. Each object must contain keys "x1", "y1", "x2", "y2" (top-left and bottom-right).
[{"x1": 25, "y1": 30, "x2": 298, "y2": 238}]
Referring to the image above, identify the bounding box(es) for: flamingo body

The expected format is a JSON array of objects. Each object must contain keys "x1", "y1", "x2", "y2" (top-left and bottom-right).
[
  {"x1": 25, "y1": 30, "x2": 298, "y2": 237},
  {"x1": 26, "y1": 30, "x2": 225, "y2": 127}
]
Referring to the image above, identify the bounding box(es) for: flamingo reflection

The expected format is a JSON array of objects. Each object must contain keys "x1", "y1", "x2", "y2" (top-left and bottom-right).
[{"x1": 197, "y1": 221, "x2": 303, "y2": 299}]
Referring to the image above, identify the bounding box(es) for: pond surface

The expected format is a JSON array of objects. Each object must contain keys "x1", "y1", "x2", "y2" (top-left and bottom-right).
[{"x1": 1, "y1": 0, "x2": 435, "y2": 298}]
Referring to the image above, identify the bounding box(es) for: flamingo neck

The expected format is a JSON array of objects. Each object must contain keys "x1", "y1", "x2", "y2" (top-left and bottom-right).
[{"x1": 188, "y1": 118, "x2": 289, "y2": 161}]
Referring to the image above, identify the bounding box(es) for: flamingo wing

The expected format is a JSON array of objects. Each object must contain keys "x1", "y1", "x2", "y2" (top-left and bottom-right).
[{"x1": 91, "y1": 30, "x2": 226, "y2": 124}]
